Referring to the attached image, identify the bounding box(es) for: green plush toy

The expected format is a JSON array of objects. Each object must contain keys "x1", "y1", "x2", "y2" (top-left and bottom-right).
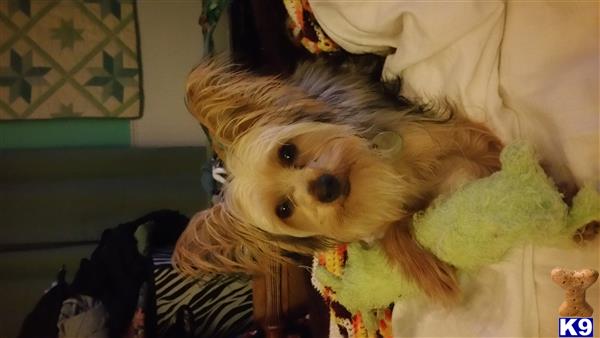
[{"x1": 313, "y1": 142, "x2": 599, "y2": 333}]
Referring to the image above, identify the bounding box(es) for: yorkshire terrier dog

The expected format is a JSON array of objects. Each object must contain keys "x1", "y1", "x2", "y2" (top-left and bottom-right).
[{"x1": 173, "y1": 57, "x2": 502, "y2": 302}]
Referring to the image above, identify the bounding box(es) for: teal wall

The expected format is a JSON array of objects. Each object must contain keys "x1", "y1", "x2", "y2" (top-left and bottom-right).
[{"x1": 0, "y1": 119, "x2": 131, "y2": 149}]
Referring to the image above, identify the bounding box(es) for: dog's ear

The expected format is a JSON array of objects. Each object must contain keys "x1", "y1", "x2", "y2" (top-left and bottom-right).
[
  {"x1": 173, "y1": 202, "x2": 334, "y2": 276},
  {"x1": 186, "y1": 59, "x2": 289, "y2": 152},
  {"x1": 381, "y1": 221, "x2": 461, "y2": 304},
  {"x1": 173, "y1": 203, "x2": 285, "y2": 276}
]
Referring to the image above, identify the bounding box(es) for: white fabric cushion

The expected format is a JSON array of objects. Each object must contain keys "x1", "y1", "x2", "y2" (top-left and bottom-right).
[
  {"x1": 311, "y1": 0, "x2": 599, "y2": 186},
  {"x1": 310, "y1": 1, "x2": 599, "y2": 336}
]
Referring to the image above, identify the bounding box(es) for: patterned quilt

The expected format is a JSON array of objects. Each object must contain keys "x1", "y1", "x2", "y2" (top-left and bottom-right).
[{"x1": 0, "y1": 0, "x2": 142, "y2": 120}]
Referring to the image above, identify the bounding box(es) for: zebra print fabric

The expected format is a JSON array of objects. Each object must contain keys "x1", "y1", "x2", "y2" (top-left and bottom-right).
[{"x1": 154, "y1": 266, "x2": 253, "y2": 338}]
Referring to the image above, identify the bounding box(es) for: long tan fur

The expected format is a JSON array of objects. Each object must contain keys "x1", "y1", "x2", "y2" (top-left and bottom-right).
[
  {"x1": 173, "y1": 203, "x2": 333, "y2": 276},
  {"x1": 175, "y1": 58, "x2": 502, "y2": 302}
]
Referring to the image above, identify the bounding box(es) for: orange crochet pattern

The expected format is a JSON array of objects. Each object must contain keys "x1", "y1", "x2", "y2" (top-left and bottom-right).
[
  {"x1": 283, "y1": 0, "x2": 340, "y2": 54},
  {"x1": 312, "y1": 244, "x2": 393, "y2": 338}
]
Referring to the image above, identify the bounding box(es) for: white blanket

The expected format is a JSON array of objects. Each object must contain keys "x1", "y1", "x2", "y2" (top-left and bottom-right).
[{"x1": 310, "y1": 1, "x2": 599, "y2": 336}]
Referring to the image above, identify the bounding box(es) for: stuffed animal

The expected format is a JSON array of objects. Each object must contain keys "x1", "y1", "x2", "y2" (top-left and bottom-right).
[{"x1": 312, "y1": 142, "x2": 599, "y2": 337}]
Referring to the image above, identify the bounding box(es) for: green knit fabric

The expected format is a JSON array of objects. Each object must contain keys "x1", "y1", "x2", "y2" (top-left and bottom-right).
[
  {"x1": 313, "y1": 142, "x2": 599, "y2": 315},
  {"x1": 314, "y1": 243, "x2": 419, "y2": 313},
  {"x1": 413, "y1": 142, "x2": 596, "y2": 270}
]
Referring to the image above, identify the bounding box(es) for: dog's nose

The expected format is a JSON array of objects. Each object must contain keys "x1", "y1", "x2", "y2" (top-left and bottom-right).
[{"x1": 311, "y1": 174, "x2": 341, "y2": 203}]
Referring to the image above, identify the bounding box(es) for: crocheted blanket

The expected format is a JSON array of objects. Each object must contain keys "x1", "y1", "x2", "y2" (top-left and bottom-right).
[{"x1": 312, "y1": 244, "x2": 394, "y2": 338}]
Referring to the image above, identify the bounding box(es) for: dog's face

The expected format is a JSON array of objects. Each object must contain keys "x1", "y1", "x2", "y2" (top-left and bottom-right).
[
  {"x1": 224, "y1": 122, "x2": 408, "y2": 242},
  {"x1": 173, "y1": 59, "x2": 420, "y2": 275},
  {"x1": 174, "y1": 59, "x2": 500, "y2": 301}
]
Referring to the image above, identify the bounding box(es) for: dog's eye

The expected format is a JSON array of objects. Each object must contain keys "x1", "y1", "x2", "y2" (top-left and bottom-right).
[
  {"x1": 275, "y1": 199, "x2": 294, "y2": 219},
  {"x1": 278, "y1": 143, "x2": 297, "y2": 166}
]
